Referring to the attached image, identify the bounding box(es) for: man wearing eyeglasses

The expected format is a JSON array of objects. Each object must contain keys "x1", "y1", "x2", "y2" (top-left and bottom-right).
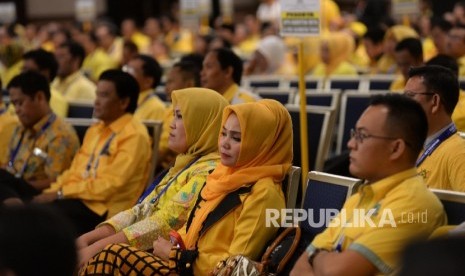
[
  {"x1": 291, "y1": 94, "x2": 445, "y2": 275},
  {"x1": 404, "y1": 65, "x2": 465, "y2": 192}
]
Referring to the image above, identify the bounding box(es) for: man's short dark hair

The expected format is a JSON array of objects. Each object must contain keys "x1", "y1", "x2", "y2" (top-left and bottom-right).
[
  {"x1": 99, "y1": 70, "x2": 139, "y2": 113},
  {"x1": 408, "y1": 65, "x2": 459, "y2": 115},
  {"x1": 364, "y1": 27, "x2": 386, "y2": 44},
  {"x1": 395, "y1": 38, "x2": 423, "y2": 61},
  {"x1": 58, "y1": 41, "x2": 86, "y2": 67},
  {"x1": 135, "y1": 54, "x2": 162, "y2": 88},
  {"x1": 426, "y1": 54, "x2": 459, "y2": 76},
  {"x1": 430, "y1": 17, "x2": 453, "y2": 33},
  {"x1": 172, "y1": 60, "x2": 201, "y2": 87},
  {"x1": 7, "y1": 71, "x2": 51, "y2": 102},
  {"x1": 211, "y1": 47, "x2": 243, "y2": 85},
  {"x1": 23, "y1": 48, "x2": 58, "y2": 81},
  {"x1": 370, "y1": 94, "x2": 428, "y2": 161}
]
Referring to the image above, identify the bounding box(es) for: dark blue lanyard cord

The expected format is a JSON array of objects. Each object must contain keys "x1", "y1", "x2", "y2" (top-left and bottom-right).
[
  {"x1": 8, "y1": 113, "x2": 56, "y2": 176},
  {"x1": 416, "y1": 124, "x2": 457, "y2": 167},
  {"x1": 84, "y1": 133, "x2": 116, "y2": 177},
  {"x1": 138, "y1": 156, "x2": 202, "y2": 204}
]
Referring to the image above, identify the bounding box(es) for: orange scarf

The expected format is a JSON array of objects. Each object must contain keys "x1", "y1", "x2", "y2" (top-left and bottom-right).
[{"x1": 184, "y1": 99, "x2": 293, "y2": 248}]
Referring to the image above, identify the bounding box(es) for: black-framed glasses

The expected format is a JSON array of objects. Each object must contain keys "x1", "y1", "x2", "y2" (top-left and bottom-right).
[
  {"x1": 403, "y1": 91, "x2": 435, "y2": 98},
  {"x1": 350, "y1": 128, "x2": 398, "y2": 144}
]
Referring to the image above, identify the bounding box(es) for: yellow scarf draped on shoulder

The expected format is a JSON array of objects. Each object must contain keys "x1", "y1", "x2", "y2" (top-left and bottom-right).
[{"x1": 184, "y1": 99, "x2": 293, "y2": 248}]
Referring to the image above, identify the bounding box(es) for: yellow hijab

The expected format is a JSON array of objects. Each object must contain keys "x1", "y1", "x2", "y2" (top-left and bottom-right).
[
  {"x1": 184, "y1": 99, "x2": 293, "y2": 248},
  {"x1": 321, "y1": 32, "x2": 355, "y2": 76},
  {"x1": 169, "y1": 88, "x2": 229, "y2": 174}
]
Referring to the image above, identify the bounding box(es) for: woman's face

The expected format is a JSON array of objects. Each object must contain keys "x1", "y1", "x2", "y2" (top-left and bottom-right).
[
  {"x1": 219, "y1": 113, "x2": 241, "y2": 167},
  {"x1": 168, "y1": 105, "x2": 188, "y2": 153}
]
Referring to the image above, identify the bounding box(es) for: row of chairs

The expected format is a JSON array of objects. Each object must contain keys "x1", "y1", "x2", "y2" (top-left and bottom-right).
[{"x1": 242, "y1": 75, "x2": 465, "y2": 93}]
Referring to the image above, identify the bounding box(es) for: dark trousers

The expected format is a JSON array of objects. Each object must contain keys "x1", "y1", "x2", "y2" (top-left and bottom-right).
[
  {"x1": 0, "y1": 168, "x2": 40, "y2": 202},
  {"x1": 50, "y1": 199, "x2": 107, "y2": 237}
]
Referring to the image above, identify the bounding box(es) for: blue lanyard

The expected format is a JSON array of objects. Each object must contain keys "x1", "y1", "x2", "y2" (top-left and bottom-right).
[
  {"x1": 8, "y1": 113, "x2": 56, "y2": 177},
  {"x1": 84, "y1": 133, "x2": 116, "y2": 178},
  {"x1": 416, "y1": 124, "x2": 457, "y2": 167},
  {"x1": 138, "y1": 156, "x2": 201, "y2": 204}
]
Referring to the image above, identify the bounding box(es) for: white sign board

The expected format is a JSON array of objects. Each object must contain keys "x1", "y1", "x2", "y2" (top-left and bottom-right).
[
  {"x1": 220, "y1": 0, "x2": 234, "y2": 21},
  {"x1": 180, "y1": 0, "x2": 200, "y2": 32},
  {"x1": 392, "y1": 0, "x2": 420, "y2": 16},
  {"x1": 0, "y1": 2, "x2": 16, "y2": 24},
  {"x1": 75, "y1": 0, "x2": 97, "y2": 22},
  {"x1": 280, "y1": 0, "x2": 320, "y2": 37}
]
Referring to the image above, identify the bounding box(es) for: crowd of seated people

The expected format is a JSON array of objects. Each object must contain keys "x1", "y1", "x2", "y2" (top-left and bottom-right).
[{"x1": 1, "y1": 0, "x2": 465, "y2": 274}]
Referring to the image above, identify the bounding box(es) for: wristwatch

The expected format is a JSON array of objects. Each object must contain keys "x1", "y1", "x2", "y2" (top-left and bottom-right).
[{"x1": 307, "y1": 248, "x2": 327, "y2": 266}]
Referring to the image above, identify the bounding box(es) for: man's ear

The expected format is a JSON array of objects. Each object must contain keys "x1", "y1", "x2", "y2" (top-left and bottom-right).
[
  {"x1": 431, "y1": 93, "x2": 441, "y2": 114},
  {"x1": 224, "y1": 66, "x2": 233, "y2": 80},
  {"x1": 35, "y1": 90, "x2": 47, "y2": 103},
  {"x1": 389, "y1": 139, "x2": 406, "y2": 161},
  {"x1": 120, "y1": 97, "x2": 130, "y2": 112}
]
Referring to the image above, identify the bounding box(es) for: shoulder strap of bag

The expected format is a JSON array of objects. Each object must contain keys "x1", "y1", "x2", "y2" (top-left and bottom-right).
[{"x1": 261, "y1": 226, "x2": 302, "y2": 274}]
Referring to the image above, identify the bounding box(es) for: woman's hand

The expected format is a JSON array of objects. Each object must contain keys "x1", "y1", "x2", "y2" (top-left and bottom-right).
[{"x1": 152, "y1": 236, "x2": 172, "y2": 260}]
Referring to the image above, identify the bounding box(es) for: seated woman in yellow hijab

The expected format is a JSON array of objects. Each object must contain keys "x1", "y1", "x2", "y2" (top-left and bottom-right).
[
  {"x1": 312, "y1": 32, "x2": 358, "y2": 77},
  {"x1": 76, "y1": 88, "x2": 228, "y2": 267},
  {"x1": 80, "y1": 99, "x2": 292, "y2": 275}
]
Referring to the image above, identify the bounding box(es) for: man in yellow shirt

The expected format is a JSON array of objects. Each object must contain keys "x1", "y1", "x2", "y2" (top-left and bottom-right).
[
  {"x1": 291, "y1": 94, "x2": 446, "y2": 275},
  {"x1": 22, "y1": 49, "x2": 69, "y2": 117},
  {"x1": 33, "y1": 70, "x2": 152, "y2": 235},
  {"x1": 80, "y1": 32, "x2": 118, "y2": 82},
  {"x1": 125, "y1": 55, "x2": 166, "y2": 121},
  {"x1": 0, "y1": 71, "x2": 79, "y2": 204},
  {"x1": 390, "y1": 38, "x2": 424, "y2": 92},
  {"x1": 95, "y1": 22, "x2": 124, "y2": 66},
  {"x1": 447, "y1": 25, "x2": 465, "y2": 76},
  {"x1": 51, "y1": 41, "x2": 96, "y2": 101},
  {"x1": 404, "y1": 65, "x2": 465, "y2": 192},
  {"x1": 201, "y1": 48, "x2": 259, "y2": 104}
]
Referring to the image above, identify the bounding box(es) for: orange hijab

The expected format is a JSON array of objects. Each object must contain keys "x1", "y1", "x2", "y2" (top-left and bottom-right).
[{"x1": 184, "y1": 99, "x2": 293, "y2": 248}]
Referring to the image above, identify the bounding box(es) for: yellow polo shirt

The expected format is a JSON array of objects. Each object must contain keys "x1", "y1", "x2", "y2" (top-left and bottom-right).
[
  {"x1": 51, "y1": 71, "x2": 96, "y2": 101},
  {"x1": 418, "y1": 133, "x2": 465, "y2": 192},
  {"x1": 389, "y1": 75, "x2": 405, "y2": 92},
  {"x1": 310, "y1": 169, "x2": 446, "y2": 274},
  {"x1": 47, "y1": 113, "x2": 152, "y2": 218},
  {"x1": 223, "y1": 84, "x2": 260, "y2": 105},
  {"x1": 134, "y1": 89, "x2": 167, "y2": 122},
  {"x1": 82, "y1": 48, "x2": 118, "y2": 82}
]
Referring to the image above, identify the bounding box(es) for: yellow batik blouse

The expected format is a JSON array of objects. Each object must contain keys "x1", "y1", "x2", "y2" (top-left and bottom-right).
[
  {"x1": 46, "y1": 114, "x2": 152, "y2": 218},
  {"x1": 134, "y1": 89, "x2": 167, "y2": 122},
  {"x1": 4, "y1": 113, "x2": 79, "y2": 182},
  {"x1": 104, "y1": 153, "x2": 219, "y2": 250}
]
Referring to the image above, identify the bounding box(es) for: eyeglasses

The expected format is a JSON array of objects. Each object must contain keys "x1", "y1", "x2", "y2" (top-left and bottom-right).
[
  {"x1": 403, "y1": 91, "x2": 435, "y2": 98},
  {"x1": 350, "y1": 128, "x2": 398, "y2": 144}
]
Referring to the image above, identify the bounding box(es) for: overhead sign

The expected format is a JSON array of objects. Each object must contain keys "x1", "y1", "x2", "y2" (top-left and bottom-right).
[
  {"x1": 0, "y1": 2, "x2": 16, "y2": 24},
  {"x1": 75, "y1": 0, "x2": 96, "y2": 22},
  {"x1": 180, "y1": 0, "x2": 200, "y2": 32},
  {"x1": 392, "y1": 0, "x2": 420, "y2": 16},
  {"x1": 280, "y1": 0, "x2": 320, "y2": 37}
]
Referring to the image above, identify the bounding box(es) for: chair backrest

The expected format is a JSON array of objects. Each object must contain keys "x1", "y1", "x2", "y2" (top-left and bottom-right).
[
  {"x1": 242, "y1": 75, "x2": 284, "y2": 89},
  {"x1": 431, "y1": 189, "x2": 465, "y2": 225},
  {"x1": 460, "y1": 78, "x2": 465, "y2": 91},
  {"x1": 294, "y1": 90, "x2": 341, "y2": 110},
  {"x1": 336, "y1": 91, "x2": 388, "y2": 154},
  {"x1": 254, "y1": 87, "x2": 296, "y2": 105},
  {"x1": 289, "y1": 76, "x2": 324, "y2": 90},
  {"x1": 301, "y1": 171, "x2": 361, "y2": 239},
  {"x1": 67, "y1": 100, "x2": 94, "y2": 118},
  {"x1": 286, "y1": 105, "x2": 334, "y2": 171},
  {"x1": 282, "y1": 166, "x2": 301, "y2": 209},
  {"x1": 64, "y1": 118, "x2": 97, "y2": 143},
  {"x1": 366, "y1": 75, "x2": 395, "y2": 91},
  {"x1": 143, "y1": 120, "x2": 163, "y2": 185},
  {"x1": 324, "y1": 76, "x2": 361, "y2": 92}
]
